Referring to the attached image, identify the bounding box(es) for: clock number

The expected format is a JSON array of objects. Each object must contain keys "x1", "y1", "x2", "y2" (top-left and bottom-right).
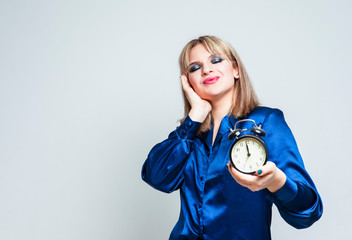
[{"x1": 231, "y1": 136, "x2": 267, "y2": 174}]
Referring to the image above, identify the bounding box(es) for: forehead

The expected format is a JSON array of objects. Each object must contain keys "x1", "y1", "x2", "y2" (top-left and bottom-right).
[
  {"x1": 189, "y1": 44, "x2": 211, "y2": 60},
  {"x1": 190, "y1": 44, "x2": 218, "y2": 61},
  {"x1": 188, "y1": 43, "x2": 226, "y2": 63}
]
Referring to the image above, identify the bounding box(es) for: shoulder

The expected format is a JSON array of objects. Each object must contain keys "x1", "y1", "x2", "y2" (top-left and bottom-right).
[
  {"x1": 248, "y1": 106, "x2": 284, "y2": 120},
  {"x1": 230, "y1": 106, "x2": 287, "y2": 129},
  {"x1": 246, "y1": 106, "x2": 290, "y2": 130}
]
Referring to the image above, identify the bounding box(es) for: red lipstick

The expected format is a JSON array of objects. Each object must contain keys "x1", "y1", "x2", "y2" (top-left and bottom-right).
[{"x1": 203, "y1": 76, "x2": 220, "y2": 85}]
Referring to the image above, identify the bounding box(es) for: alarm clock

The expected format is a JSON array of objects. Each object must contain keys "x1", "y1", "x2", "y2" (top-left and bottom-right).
[{"x1": 228, "y1": 119, "x2": 268, "y2": 174}]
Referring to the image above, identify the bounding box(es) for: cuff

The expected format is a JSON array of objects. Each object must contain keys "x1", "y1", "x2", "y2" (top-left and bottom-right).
[
  {"x1": 176, "y1": 115, "x2": 202, "y2": 140},
  {"x1": 270, "y1": 176, "x2": 298, "y2": 204}
]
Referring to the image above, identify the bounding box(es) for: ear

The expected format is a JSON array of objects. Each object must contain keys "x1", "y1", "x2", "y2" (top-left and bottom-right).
[{"x1": 233, "y1": 67, "x2": 240, "y2": 79}]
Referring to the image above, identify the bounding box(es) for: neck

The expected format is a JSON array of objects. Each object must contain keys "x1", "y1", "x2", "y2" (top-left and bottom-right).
[
  {"x1": 210, "y1": 92, "x2": 233, "y2": 124},
  {"x1": 210, "y1": 91, "x2": 234, "y2": 144}
]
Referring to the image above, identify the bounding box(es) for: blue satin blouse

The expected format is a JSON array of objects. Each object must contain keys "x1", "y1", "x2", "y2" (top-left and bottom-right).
[{"x1": 142, "y1": 107, "x2": 323, "y2": 240}]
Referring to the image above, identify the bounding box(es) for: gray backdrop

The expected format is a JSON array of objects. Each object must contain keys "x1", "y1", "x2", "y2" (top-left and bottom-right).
[{"x1": 1, "y1": 0, "x2": 351, "y2": 239}]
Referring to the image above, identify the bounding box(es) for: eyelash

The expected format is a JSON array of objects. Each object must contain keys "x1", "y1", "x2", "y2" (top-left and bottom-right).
[
  {"x1": 189, "y1": 57, "x2": 224, "y2": 73},
  {"x1": 211, "y1": 57, "x2": 224, "y2": 64}
]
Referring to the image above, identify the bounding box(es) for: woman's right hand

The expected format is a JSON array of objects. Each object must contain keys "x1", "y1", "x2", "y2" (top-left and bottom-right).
[{"x1": 181, "y1": 75, "x2": 212, "y2": 123}]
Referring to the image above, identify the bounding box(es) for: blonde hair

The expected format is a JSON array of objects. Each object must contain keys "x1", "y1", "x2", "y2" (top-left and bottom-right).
[{"x1": 178, "y1": 35, "x2": 260, "y2": 133}]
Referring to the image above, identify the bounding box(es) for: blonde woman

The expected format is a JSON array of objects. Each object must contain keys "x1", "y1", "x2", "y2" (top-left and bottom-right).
[{"x1": 142, "y1": 36, "x2": 323, "y2": 240}]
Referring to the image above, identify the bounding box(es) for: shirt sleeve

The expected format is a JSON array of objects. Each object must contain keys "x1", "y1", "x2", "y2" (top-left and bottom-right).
[
  {"x1": 263, "y1": 109, "x2": 323, "y2": 229},
  {"x1": 141, "y1": 116, "x2": 201, "y2": 193}
]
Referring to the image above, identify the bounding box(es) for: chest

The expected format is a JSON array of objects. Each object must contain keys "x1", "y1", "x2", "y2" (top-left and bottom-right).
[{"x1": 184, "y1": 138, "x2": 232, "y2": 182}]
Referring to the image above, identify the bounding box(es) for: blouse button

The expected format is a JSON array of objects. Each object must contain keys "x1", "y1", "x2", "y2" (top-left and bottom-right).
[
  {"x1": 181, "y1": 129, "x2": 186, "y2": 135},
  {"x1": 200, "y1": 176, "x2": 204, "y2": 181},
  {"x1": 186, "y1": 121, "x2": 192, "y2": 127}
]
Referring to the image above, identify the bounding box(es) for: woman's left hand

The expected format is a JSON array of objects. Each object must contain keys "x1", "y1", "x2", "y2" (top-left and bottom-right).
[{"x1": 226, "y1": 161, "x2": 286, "y2": 193}]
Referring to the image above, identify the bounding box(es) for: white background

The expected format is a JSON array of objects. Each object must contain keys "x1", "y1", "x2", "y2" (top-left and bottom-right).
[{"x1": 1, "y1": 0, "x2": 351, "y2": 239}]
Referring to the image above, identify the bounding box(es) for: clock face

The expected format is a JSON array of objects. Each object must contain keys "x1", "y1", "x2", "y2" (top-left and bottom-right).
[{"x1": 230, "y1": 136, "x2": 267, "y2": 174}]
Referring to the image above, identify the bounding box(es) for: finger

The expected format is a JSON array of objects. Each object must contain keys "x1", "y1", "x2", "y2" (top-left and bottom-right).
[
  {"x1": 180, "y1": 75, "x2": 191, "y2": 89},
  {"x1": 181, "y1": 75, "x2": 203, "y2": 104},
  {"x1": 180, "y1": 74, "x2": 186, "y2": 83},
  {"x1": 180, "y1": 76, "x2": 191, "y2": 98},
  {"x1": 227, "y1": 161, "x2": 256, "y2": 179},
  {"x1": 227, "y1": 162, "x2": 257, "y2": 186},
  {"x1": 226, "y1": 162, "x2": 274, "y2": 192},
  {"x1": 254, "y1": 161, "x2": 276, "y2": 176},
  {"x1": 180, "y1": 75, "x2": 186, "y2": 88},
  {"x1": 180, "y1": 75, "x2": 194, "y2": 96}
]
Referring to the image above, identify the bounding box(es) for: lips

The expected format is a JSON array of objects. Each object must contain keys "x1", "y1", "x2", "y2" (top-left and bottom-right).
[{"x1": 203, "y1": 76, "x2": 220, "y2": 85}]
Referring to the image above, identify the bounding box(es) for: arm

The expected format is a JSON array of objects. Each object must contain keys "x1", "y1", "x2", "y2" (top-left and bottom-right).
[
  {"x1": 142, "y1": 75, "x2": 211, "y2": 193},
  {"x1": 264, "y1": 109, "x2": 323, "y2": 228},
  {"x1": 141, "y1": 116, "x2": 201, "y2": 193},
  {"x1": 227, "y1": 109, "x2": 323, "y2": 228}
]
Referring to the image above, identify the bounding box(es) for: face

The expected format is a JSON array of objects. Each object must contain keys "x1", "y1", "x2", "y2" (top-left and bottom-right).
[{"x1": 186, "y1": 44, "x2": 239, "y2": 102}]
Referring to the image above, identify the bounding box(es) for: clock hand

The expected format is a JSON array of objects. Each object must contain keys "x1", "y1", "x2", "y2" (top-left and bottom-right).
[{"x1": 245, "y1": 142, "x2": 251, "y2": 157}]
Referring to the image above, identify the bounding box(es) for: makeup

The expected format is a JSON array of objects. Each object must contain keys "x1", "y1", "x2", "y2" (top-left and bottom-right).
[{"x1": 203, "y1": 76, "x2": 220, "y2": 85}]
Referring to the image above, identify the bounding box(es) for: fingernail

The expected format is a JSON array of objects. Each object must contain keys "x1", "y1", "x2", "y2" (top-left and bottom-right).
[{"x1": 257, "y1": 169, "x2": 262, "y2": 175}]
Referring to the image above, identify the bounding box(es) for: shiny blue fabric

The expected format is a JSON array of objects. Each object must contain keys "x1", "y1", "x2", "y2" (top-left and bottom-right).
[{"x1": 142, "y1": 107, "x2": 323, "y2": 240}]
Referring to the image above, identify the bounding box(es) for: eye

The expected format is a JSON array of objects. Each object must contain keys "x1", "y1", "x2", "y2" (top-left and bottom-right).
[
  {"x1": 211, "y1": 57, "x2": 224, "y2": 64},
  {"x1": 189, "y1": 64, "x2": 201, "y2": 73}
]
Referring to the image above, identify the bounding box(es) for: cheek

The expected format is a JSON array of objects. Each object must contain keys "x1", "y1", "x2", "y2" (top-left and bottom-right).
[
  {"x1": 188, "y1": 76, "x2": 200, "y2": 89},
  {"x1": 188, "y1": 77, "x2": 208, "y2": 97},
  {"x1": 221, "y1": 64, "x2": 236, "y2": 76}
]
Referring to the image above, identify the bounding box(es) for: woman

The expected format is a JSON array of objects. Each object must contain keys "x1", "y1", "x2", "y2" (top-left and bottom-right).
[{"x1": 141, "y1": 36, "x2": 323, "y2": 240}]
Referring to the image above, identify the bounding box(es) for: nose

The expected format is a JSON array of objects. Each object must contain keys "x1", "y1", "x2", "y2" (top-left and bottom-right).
[{"x1": 202, "y1": 63, "x2": 213, "y2": 76}]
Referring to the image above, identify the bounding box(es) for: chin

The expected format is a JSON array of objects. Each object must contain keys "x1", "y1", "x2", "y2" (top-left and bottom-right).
[
  {"x1": 200, "y1": 93, "x2": 221, "y2": 102},
  {"x1": 202, "y1": 90, "x2": 224, "y2": 98},
  {"x1": 202, "y1": 89, "x2": 234, "y2": 102}
]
